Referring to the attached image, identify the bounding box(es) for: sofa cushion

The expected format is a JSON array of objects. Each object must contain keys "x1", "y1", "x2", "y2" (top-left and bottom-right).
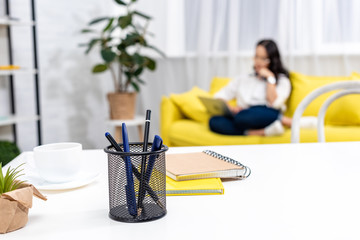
[
  {"x1": 352, "y1": 72, "x2": 360, "y2": 78},
  {"x1": 285, "y1": 72, "x2": 360, "y2": 125},
  {"x1": 170, "y1": 87, "x2": 211, "y2": 123}
]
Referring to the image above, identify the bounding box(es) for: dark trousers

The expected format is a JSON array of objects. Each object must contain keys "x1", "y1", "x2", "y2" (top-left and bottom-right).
[{"x1": 209, "y1": 105, "x2": 280, "y2": 135}]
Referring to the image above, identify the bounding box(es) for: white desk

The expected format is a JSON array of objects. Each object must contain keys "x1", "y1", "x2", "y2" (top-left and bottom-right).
[{"x1": 3, "y1": 142, "x2": 360, "y2": 240}]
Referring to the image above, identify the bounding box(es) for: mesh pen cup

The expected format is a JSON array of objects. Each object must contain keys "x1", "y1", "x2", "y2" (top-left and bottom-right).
[{"x1": 104, "y1": 142, "x2": 168, "y2": 223}]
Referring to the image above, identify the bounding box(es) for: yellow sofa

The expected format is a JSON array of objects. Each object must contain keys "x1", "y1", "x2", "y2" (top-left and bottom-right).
[{"x1": 160, "y1": 72, "x2": 360, "y2": 146}]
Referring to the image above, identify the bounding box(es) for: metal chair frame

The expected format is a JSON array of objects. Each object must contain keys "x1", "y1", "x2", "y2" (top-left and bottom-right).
[{"x1": 291, "y1": 81, "x2": 360, "y2": 143}]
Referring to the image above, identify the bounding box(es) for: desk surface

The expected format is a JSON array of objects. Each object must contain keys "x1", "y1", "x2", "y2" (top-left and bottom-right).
[{"x1": 3, "y1": 142, "x2": 360, "y2": 240}]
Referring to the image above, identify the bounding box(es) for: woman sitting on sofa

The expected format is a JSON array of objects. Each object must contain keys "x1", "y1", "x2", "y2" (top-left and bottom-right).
[{"x1": 209, "y1": 39, "x2": 292, "y2": 136}]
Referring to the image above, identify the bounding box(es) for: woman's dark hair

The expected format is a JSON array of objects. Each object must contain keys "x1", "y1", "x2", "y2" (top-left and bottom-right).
[{"x1": 257, "y1": 39, "x2": 289, "y2": 79}]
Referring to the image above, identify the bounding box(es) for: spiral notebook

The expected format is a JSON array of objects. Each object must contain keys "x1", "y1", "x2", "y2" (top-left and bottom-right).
[{"x1": 166, "y1": 150, "x2": 251, "y2": 181}]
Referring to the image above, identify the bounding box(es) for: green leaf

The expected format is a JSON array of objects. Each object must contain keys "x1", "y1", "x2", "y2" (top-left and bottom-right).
[
  {"x1": 88, "y1": 17, "x2": 109, "y2": 25},
  {"x1": 133, "y1": 11, "x2": 152, "y2": 20},
  {"x1": 122, "y1": 33, "x2": 144, "y2": 47},
  {"x1": 0, "y1": 141, "x2": 20, "y2": 167},
  {"x1": 119, "y1": 53, "x2": 133, "y2": 67},
  {"x1": 117, "y1": 43, "x2": 126, "y2": 51},
  {"x1": 118, "y1": 14, "x2": 133, "y2": 29},
  {"x1": 133, "y1": 53, "x2": 145, "y2": 65},
  {"x1": 131, "y1": 81, "x2": 140, "y2": 92},
  {"x1": 146, "y1": 45, "x2": 166, "y2": 57},
  {"x1": 114, "y1": 0, "x2": 127, "y2": 5},
  {"x1": 103, "y1": 18, "x2": 115, "y2": 32},
  {"x1": 144, "y1": 57, "x2": 156, "y2": 70},
  {"x1": 81, "y1": 29, "x2": 94, "y2": 33},
  {"x1": 135, "y1": 76, "x2": 145, "y2": 84},
  {"x1": 101, "y1": 48, "x2": 116, "y2": 63},
  {"x1": 85, "y1": 38, "x2": 101, "y2": 54},
  {"x1": 134, "y1": 67, "x2": 143, "y2": 76},
  {"x1": 92, "y1": 64, "x2": 108, "y2": 73},
  {"x1": 0, "y1": 163, "x2": 25, "y2": 194}
]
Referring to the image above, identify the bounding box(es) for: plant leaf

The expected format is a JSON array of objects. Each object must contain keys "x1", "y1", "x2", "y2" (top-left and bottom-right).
[
  {"x1": 131, "y1": 81, "x2": 140, "y2": 92},
  {"x1": 92, "y1": 64, "x2": 108, "y2": 73},
  {"x1": 0, "y1": 163, "x2": 25, "y2": 194},
  {"x1": 119, "y1": 53, "x2": 134, "y2": 67},
  {"x1": 118, "y1": 14, "x2": 133, "y2": 29},
  {"x1": 88, "y1": 17, "x2": 109, "y2": 26},
  {"x1": 133, "y1": 53, "x2": 145, "y2": 65},
  {"x1": 101, "y1": 48, "x2": 116, "y2": 63},
  {"x1": 133, "y1": 11, "x2": 152, "y2": 20},
  {"x1": 135, "y1": 76, "x2": 145, "y2": 84},
  {"x1": 81, "y1": 29, "x2": 94, "y2": 33},
  {"x1": 85, "y1": 39, "x2": 101, "y2": 54},
  {"x1": 114, "y1": 0, "x2": 127, "y2": 5},
  {"x1": 146, "y1": 45, "x2": 166, "y2": 57},
  {"x1": 103, "y1": 18, "x2": 115, "y2": 32},
  {"x1": 144, "y1": 57, "x2": 156, "y2": 70},
  {"x1": 134, "y1": 67, "x2": 143, "y2": 76}
]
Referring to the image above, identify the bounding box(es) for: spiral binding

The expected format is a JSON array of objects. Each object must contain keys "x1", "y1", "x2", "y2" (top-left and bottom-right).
[{"x1": 203, "y1": 150, "x2": 251, "y2": 178}]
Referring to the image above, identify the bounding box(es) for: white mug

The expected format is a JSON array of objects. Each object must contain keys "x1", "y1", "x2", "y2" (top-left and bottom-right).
[{"x1": 33, "y1": 142, "x2": 82, "y2": 183}]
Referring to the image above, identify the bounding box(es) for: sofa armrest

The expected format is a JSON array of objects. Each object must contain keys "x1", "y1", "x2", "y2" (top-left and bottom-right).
[{"x1": 160, "y1": 96, "x2": 185, "y2": 146}]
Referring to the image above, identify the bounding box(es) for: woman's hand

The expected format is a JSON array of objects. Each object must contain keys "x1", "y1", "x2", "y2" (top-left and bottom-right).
[
  {"x1": 258, "y1": 68, "x2": 277, "y2": 105},
  {"x1": 258, "y1": 67, "x2": 274, "y2": 79},
  {"x1": 227, "y1": 103, "x2": 242, "y2": 115}
]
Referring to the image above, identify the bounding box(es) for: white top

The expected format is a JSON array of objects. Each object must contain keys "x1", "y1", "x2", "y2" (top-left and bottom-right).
[
  {"x1": 3, "y1": 142, "x2": 360, "y2": 240},
  {"x1": 215, "y1": 73, "x2": 291, "y2": 111}
]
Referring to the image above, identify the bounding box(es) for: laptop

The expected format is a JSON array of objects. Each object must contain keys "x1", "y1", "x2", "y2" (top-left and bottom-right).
[{"x1": 198, "y1": 96, "x2": 233, "y2": 117}]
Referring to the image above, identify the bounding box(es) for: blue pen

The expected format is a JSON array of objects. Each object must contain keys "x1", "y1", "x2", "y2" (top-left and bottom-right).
[
  {"x1": 122, "y1": 123, "x2": 137, "y2": 216},
  {"x1": 144, "y1": 135, "x2": 163, "y2": 183}
]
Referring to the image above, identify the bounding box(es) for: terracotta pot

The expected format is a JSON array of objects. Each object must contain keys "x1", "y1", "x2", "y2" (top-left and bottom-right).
[{"x1": 107, "y1": 92, "x2": 136, "y2": 120}]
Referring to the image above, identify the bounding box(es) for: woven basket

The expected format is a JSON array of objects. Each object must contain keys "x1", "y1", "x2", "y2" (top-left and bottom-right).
[{"x1": 107, "y1": 92, "x2": 136, "y2": 120}]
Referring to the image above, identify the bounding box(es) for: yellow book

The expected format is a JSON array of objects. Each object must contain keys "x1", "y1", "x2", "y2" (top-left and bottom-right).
[
  {"x1": 166, "y1": 176, "x2": 224, "y2": 196},
  {"x1": 0, "y1": 65, "x2": 20, "y2": 70}
]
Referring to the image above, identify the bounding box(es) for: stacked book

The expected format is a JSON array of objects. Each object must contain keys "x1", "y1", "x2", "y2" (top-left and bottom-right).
[{"x1": 165, "y1": 150, "x2": 251, "y2": 196}]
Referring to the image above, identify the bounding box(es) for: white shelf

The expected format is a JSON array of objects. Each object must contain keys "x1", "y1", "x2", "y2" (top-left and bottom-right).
[
  {"x1": 0, "y1": 69, "x2": 37, "y2": 76},
  {"x1": 0, "y1": 115, "x2": 40, "y2": 126},
  {"x1": 106, "y1": 115, "x2": 145, "y2": 127},
  {"x1": 0, "y1": 19, "x2": 35, "y2": 26}
]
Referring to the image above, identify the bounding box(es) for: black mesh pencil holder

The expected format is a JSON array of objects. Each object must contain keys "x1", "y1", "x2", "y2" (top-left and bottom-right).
[{"x1": 104, "y1": 142, "x2": 168, "y2": 223}]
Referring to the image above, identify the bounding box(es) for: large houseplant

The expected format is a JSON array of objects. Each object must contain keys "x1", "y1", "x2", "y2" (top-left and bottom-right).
[{"x1": 80, "y1": 0, "x2": 163, "y2": 119}]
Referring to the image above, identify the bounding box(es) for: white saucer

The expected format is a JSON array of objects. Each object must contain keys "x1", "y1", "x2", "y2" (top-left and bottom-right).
[{"x1": 22, "y1": 151, "x2": 104, "y2": 190}]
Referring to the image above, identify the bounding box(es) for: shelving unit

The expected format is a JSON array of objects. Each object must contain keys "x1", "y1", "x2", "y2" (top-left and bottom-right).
[{"x1": 0, "y1": 0, "x2": 41, "y2": 145}]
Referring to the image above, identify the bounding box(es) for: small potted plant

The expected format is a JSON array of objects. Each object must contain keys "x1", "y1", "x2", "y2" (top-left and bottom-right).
[
  {"x1": 80, "y1": 0, "x2": 164, "y2": 119},
  {"x1": 0, "y1": 163, "x2": 46, "y2": 234}
]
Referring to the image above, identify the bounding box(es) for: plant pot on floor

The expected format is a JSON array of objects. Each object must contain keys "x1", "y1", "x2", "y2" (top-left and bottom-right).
[{"x1": 107, "y1": 92, "x2": 136, "y2": 120}]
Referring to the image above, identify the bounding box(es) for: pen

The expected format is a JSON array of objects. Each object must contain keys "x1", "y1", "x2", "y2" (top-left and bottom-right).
[
  {"x1": 137, "y1": 110, "x2": 151, "y2": 216},
  {"x1": 105, "y1": 132, "x2": 165, "y2": 210},
  {"x1": 105, "y1": 132, "x2": 122, "y2": 151},
  {"x1": 145, "y1": 135, "x2": 163, "y2": 183},
  {"x1": 122, "y1": 123, "x2": 137, "y2": 216}
]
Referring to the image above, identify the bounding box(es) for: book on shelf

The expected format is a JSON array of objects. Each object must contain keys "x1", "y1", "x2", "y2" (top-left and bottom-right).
[
  {"x1": 166, "y1": 150, "x2": 251, "y2": 181},
  {"x1": 166, "y1": 176, "x2": 224, "y2": 196}
]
